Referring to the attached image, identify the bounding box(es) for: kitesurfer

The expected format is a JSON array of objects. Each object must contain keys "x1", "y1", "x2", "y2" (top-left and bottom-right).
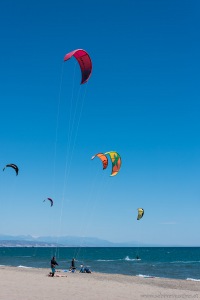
[
  {"x1": 49, "y1": 256, "x2": 59, "y2": 277},
  {"x1": 69, "y1": 258, "x2": 76, "y2": 272}
]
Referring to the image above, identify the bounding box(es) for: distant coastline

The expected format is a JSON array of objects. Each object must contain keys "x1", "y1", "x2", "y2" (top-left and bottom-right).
[{"x1": 0, "y1": 234, "x2": 199, "y2": 247}]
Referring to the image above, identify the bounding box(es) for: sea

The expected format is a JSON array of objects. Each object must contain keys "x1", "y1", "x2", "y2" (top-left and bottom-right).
[{"x1": 0, "y1": 247, "x2": 200, "y2": 281}]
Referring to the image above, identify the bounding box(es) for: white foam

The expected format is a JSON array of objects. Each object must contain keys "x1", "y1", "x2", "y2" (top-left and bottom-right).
[
  {"x1": 171, "y1": 260, "x2": 200, "y2": 264},
  {"x1": 97, "y1": 259, "x2": 115, "y2": 262},
  {"x1": 186, "y1": 278, "x2": 200, "y2": 282},
  {"x1": 125, "y1": 256, "x2": 141, "y2": 261},
  {"x1": 137, "y1": 274, "x2": 156, "y2": 278},
  {"x1": 17, "y1": 265, "x2": 33, "y2": 269}
]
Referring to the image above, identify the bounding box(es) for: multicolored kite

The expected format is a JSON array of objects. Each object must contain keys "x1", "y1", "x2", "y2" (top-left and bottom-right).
[
  {"x1": 64, "y1": 49, "x2": 92, "y2": 84},
  {"x1": 91, "y1": 151, "x2": 121, "y2": 176},
  {"x1": 104, "y1": 151, "x2": 122, "y2": 176},
  {"x1": 91, "y1": 153, "x2": 108, "y2": 170}
]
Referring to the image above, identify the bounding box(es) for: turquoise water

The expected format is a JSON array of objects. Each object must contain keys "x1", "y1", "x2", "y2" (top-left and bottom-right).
[{"x1": 0, "y1": 247, "x2": 200, "y2": 280}]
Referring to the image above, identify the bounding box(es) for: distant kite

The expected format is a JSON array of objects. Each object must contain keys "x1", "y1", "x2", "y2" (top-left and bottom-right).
[
  {"x1": 137, "y1": 208, "x2": 144, "y2": 220},
  {"x1": 43, "y1": 197, "x2": 53, "y2": 207},
  {"x1": 3, "y1": 164, "x2": 19, "y2": 176},
  {"x1": 64, "y1": 49, "x2": 92, "y2": 84},
  {"x1": 91, "y1": 151, "x2": 121, "y2": 176}
]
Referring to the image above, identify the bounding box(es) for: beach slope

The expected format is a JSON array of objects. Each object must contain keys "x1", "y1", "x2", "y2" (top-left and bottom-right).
[{"x1": 0, "y1": 266, "x2": 200, "y2": 300}]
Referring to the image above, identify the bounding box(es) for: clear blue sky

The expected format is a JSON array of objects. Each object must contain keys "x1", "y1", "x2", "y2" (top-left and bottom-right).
[{"x1": 0, "y1": 0, "x2": 199, "y2": 246}]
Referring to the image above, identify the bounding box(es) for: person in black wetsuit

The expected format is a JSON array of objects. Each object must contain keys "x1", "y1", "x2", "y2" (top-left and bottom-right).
[
  {"x1": 49, "y1": 256, "x2": 58, "y2": 277},
  {"x1": 69, "y1": 258, "x2": 76, "y2": 272}
]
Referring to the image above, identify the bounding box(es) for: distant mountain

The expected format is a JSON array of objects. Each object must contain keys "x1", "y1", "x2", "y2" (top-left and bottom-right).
[
  {"x1": 0, "y1": 240, "x2": 62, "y2": 247},
  {"x1": 35, "y1": 236, "x2": 115, "y2": 247},
  {"x1": 0, "y1": 235, "x2": 114, "y2": 247},
  {"x1": 0, "y1": 234, "x2": 160, "y2": 247}
]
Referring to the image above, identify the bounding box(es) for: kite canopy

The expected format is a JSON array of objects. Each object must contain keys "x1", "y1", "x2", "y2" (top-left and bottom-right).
[
  {"x1": 64, "y1": 49, "x2": 92, "y2": 84},
  {"x1": 43, "y1": 197, "x2": 53, "y2": 207},
  {"x1": 91, "y1": 153, "x2": 108, "y2": 170},
  {"x1": 3, "y1": 163, "x2": 19, "y2": 176},
  {"x1": 104, "y1": 151, "x2": 122, "y2": 176},
  {"x1": 137, "y1": 208, "x2": 144, "y2": 220},
  {"x1": 92, "y1": 151, "x2": 121, "y2": 176}
]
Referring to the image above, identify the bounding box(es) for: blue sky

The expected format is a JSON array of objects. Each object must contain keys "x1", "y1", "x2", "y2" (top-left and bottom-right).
[{"x1": 0, "y1": 0, "x2": 199, "y2": 246}]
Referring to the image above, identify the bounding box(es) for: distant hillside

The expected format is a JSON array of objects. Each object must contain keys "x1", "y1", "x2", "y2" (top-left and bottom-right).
[
  {"x1": 0, "y1": 234, "x2": 142, "y2": 247},
  {"x1": 0, "y1": 240, "x2": 61, "y2": 247}
]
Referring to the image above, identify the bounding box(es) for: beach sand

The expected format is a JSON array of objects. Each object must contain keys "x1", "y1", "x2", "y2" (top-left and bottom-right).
[{"x1": 0, "y1": 266, "x2": 200, "y2": 299}]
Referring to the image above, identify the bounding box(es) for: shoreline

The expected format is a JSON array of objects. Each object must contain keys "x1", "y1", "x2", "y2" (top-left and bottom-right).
[
  {"x1": 1, "y1": 266, "x2": 200, "y2": 300},
  {"x1": 1, "y1": 247, "x2": 200, "y2": 281},
  {"x1": 1, "y1": 263, "x2": 200, "y2": 281}
]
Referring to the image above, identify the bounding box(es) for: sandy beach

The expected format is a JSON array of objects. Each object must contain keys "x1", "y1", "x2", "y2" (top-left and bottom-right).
[{"x1": 0, "y1": 266, "x2": 200, "y2": 300}]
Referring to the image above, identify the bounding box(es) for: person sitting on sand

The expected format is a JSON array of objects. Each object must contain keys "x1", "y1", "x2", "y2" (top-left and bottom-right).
[
  {"x1": 80, "y1": 264, "x2": 85, "y2": 273},
  {"x1": 79, "y1": 264, "x2": 92, "y2": 273},
  {"x1": 49, "y1": 256, "x2": 58, "y2": 277},
  {"x1": 84, "y1": 266, "x2": 92, "y2": 273}
]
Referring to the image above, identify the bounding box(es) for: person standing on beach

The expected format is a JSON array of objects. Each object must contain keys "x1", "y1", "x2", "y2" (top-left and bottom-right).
[
  {"x1": 70, "y1": 258, "x2": 76, "y2": 272},
  {"x1": 50, "y1": 256, "x2": 58, "y2": 277}
]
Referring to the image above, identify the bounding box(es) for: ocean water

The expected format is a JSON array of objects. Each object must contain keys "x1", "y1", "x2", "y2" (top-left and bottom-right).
[{"x1": 0, "y1": 247, "x2": 200, "y2": 280}]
